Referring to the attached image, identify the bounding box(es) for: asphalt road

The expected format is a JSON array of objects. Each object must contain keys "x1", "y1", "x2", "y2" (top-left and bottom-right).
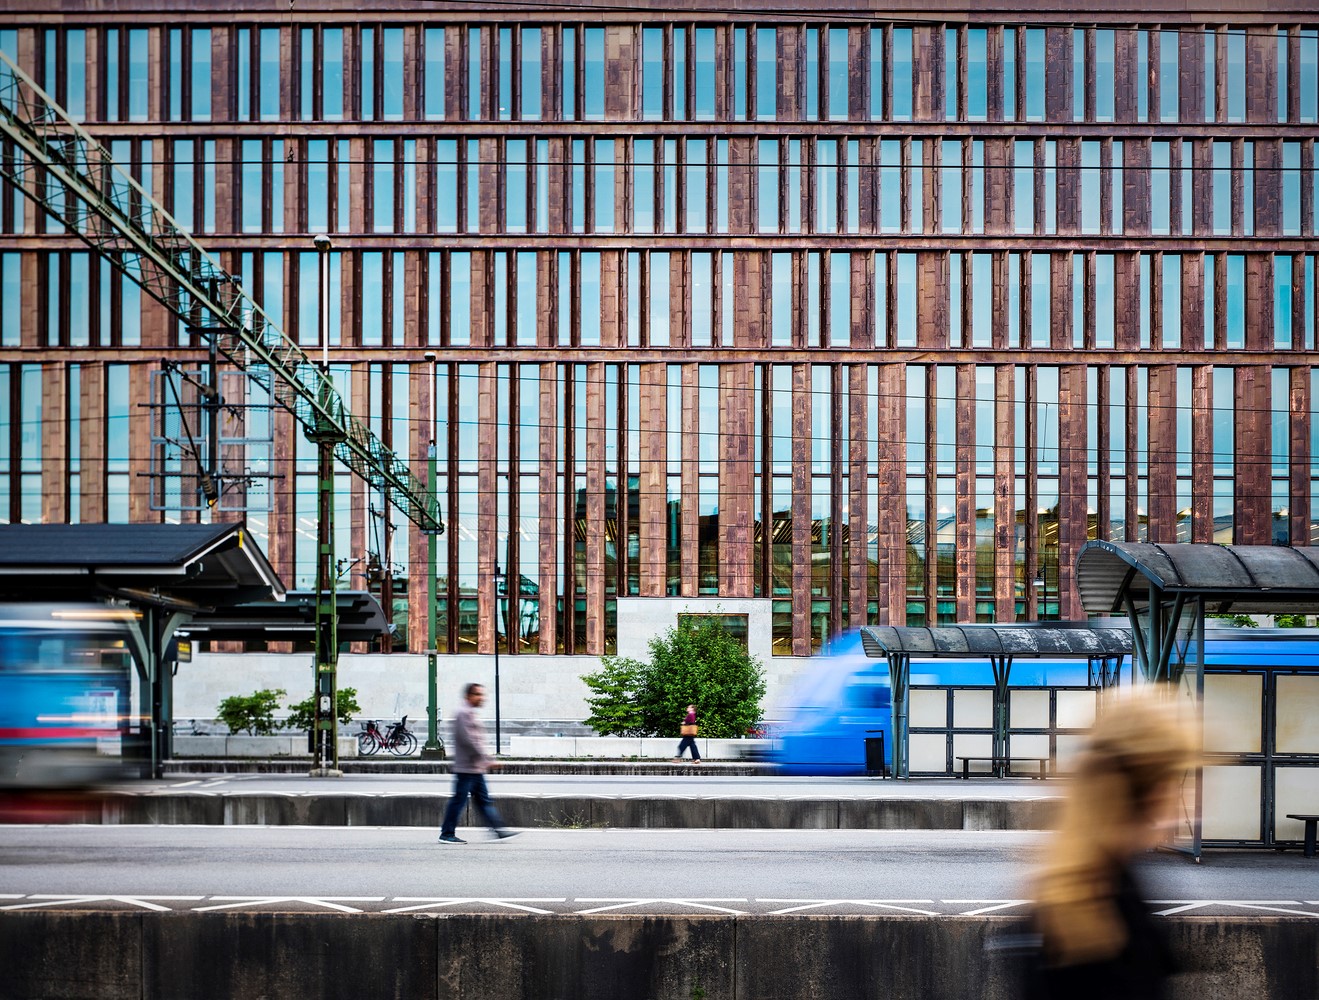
[
  {"x1": 2, "y1": 825, "x2": 1316, "y2": 917},
  {"x1": 127, "y1": 773, "x2": 1057, "y2": 799}
]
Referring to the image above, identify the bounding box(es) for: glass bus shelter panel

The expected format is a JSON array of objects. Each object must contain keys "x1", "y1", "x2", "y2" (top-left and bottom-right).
[
  {"x1": 909, "y1": 688, "x2": 947, "y2": 727},
  {"x1": 1275, "y1": 674, "x2": 1319, "y2": 753},
  {"x1": 1055, "y1": 689, "x2": 1097, "y2": 729},
  {"x1": 1203, "y1": 673, "x2": 1263, "y2": 753},
  {"x1": 1275, "y1": 767, "x2": 1318, "y2": 842},
  {"x1": 1202, "y1": 764, "x2": 1263, "y2": 842}
]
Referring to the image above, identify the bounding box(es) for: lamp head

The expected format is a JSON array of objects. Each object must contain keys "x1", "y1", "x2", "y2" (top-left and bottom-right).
[{"x1": 312, "y1": 234, "x2": 332, "y2": 253}]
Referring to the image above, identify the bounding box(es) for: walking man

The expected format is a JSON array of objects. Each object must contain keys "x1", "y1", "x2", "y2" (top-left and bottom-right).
[{"x1": 439, "y1": 682, "x2": 518, "y2": 844}]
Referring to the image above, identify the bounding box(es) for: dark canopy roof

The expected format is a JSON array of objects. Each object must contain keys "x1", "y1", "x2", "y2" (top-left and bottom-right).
[
  {"x1": 0, "y1": 523, "x2": 284, "y2": 608},
  {"x1": 860, "y1": 624, "x2": 1132, "y2": 659},
  {"x1": 182, "y1": 590, "x2": 389, "y2": 643},
  {"x1": 1077, "y1": 541, "x2": 1319, "y2": 616}
]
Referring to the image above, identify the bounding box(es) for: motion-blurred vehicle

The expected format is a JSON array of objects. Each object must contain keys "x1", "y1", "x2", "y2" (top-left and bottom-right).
[{"x1": 0, "y1": 603, "x2": 136, "y2": 790}]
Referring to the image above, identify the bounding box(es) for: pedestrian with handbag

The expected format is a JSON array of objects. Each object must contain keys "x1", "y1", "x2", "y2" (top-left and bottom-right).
[{"x1": 673, "y1": 703, "x2": 701, "y2": 763}]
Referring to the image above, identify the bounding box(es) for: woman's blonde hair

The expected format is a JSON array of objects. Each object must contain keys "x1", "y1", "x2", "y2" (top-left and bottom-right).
[{"x1": 1033, "y1": 685, "x2": 1200, "y2": 965}]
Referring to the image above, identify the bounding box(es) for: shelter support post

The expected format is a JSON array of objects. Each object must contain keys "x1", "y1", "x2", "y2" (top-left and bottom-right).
[
  {"x1": 989, "y1": 655, "x2": 1013, "y2": 774},
  {"x1": 887, "y1": 653, "x2": 910, "y2": 779}
]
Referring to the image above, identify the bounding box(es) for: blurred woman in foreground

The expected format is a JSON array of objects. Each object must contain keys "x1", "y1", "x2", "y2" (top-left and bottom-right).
[{"x1": 1029, "y1": 686, "x2": 1199, "y2": 1000}]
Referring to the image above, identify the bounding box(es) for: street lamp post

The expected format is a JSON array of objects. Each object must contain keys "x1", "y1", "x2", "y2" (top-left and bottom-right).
[
  {"x1": 420, "y1": 351, "x2": 444, "y2": 758},
  {"x1": 493, "y1": 563, "x2": 504, "y2": 755}
]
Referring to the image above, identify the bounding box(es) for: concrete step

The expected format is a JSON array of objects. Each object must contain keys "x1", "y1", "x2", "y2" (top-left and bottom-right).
[{"x1": 163, "y1": 758, "x2": 777, "y2": 776}]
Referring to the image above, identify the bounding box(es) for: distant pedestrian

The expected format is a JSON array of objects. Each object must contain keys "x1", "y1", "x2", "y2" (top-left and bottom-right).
[
  {"x1": 438, "y1": 682, "x2": 518, "y2": 844},
  {"x1": 673, "y1": 703, "x2": 701, "y2": 763}
]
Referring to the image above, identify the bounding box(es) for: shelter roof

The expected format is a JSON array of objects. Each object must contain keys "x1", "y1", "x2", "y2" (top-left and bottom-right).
[
  {"x1": 0, "y1": 523, "x2": 284, "y2": 608},
  {"x1": 1077, "y1": 541, "x2": 1319, "y2": 616},
  {"x1": 859, "y1": 623, "x2": 1131, "y2": 659},
  {"x1": 182, "y1": 590, "x2": 389, "y2": 643}
]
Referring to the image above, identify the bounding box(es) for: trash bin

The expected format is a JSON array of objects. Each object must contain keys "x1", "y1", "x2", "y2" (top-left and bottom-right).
[{"x1": 864, "y1": 730, "x2": 887, "y2": 778}]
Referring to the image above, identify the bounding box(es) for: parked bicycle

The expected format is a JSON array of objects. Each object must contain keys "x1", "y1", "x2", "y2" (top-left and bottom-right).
[{"x1": 357, "y1": 716, "x2": 417, "y2": 757}]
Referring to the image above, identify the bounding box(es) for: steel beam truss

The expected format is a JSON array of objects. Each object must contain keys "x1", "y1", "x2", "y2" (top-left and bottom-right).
[{"x1": 0, "y1": 51, "x2": 440, "y2": 533}]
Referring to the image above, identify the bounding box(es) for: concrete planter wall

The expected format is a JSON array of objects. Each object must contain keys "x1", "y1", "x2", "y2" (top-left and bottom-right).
[
  {"x1": 507, "y1": 736, "x2": 775, "y2": 759},
  {"x1": 172, "y1": 736, "x2": 359, "y2": 759}
]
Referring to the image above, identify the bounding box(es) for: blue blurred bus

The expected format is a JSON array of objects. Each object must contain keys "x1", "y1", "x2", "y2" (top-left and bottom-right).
[
  {"x1": 770, "y1": 628, "x2": 1319, "y2": 775},
  {"x1": 0, "y1": 604, "x2": 136, "y2": 789}
]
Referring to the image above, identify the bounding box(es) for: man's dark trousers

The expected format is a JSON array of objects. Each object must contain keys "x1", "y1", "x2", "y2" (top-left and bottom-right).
[{"x1": 440, "y1": 772, "x2": 506, "y2": 836}]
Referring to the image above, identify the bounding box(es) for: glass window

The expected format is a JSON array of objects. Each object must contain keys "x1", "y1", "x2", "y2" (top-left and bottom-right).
[
  {"x1": 940, "y1": 139, "x2": 961, "y2": 233},
  {"x1": 241, "y1": 139, "x2": 263, "y2": 233},
  {"x1": 498, "y1": 27, "x2": 513, "y2": 121},
  {"x1": 771, "y1": 253, "x2": 791, "y2": 345},
  {"x1": 816, "y1": 139, "x2": 837, "y2": 233},
  {"x1": 896, "y1": 252, "x2": 916, "y2": 347},
  {"x1": 1204, "y1": 254, "x2": 1216, "y2": 348},
  {"x1": 1024, "y1": 29, "x2": 1045, "y2": 122},
  {"x1": 1151, "y1": 141, "x2": 1170, "y2": 235},
  {"x1": 909, "y1": 139, "x2": 924, "y2": 232},
  {"x1": 425, "y1": 28, "x2": 445, "y2": 119},
  {"x1": 758, "y1": 28, "x2": 777, "y2": 121},
  {"x1": 594, "y1": 139, "x2": 614, "y2": 233},
  {"x1": 1159, "y1": 30, "x2": 1178, "y2": 123},
  {"x1": 892, "y1": 28, "x2": 912, "y2": 121},
  {"x1": 519, "y1": 26, "x2": 540, "y2": 121},
  {"x1": 1137, "y1": 30, "x2": 1149, "y2": 121},
  {"x1": 691, "y1": 252, "x2": 713, "y2": 347},
  {"x1": 1282, "y1": 141, "x2": 1301, "y2": 236},
  {"x1": 1095, "y1": 29, "x2": 1114, "y2": 121},
  {"x1": 0, "y1": 255, "x2": 19, "y2": 347},
  {"x1": 830, "y1": 252, "x2": 850, "y2": 346},
  {"x1": 869, "y1": 27, "x2": 884, "y2": 120},
  {"x1": 1274, "y1": 255, "x2": 1293, "y2": 348},
  {"x1": 828, "y1": 27, "x2": 848, "y2": 121},
  {"x1": 373, "y1": 139, "x2": 394, "y2": 232},
  {"x1": 1014, "y1": 140, "x2": 1033, "y2": 234},
  {"x1": 506, "y1": 139, "x2": 527, "y2": 233},
  {"x1": 945, "y1": 27, "x2": 959, "y2": 120},
  {"x1": 1095, "y1": 254, "x2": 1114, "y2": 348},
  {"x1": 758, "y1": 139, "x2": 778, "y2": 233},
  {"x1": 970, "y1": 253, "x2": 991, "y2": 348},
  {"x1": 1204, "y1": 30, "x2": 1216, "y2": 122},
  {"x1": 516, "y1": 253, "x2": 537, "y2": 346},
  {"x1": 634, "y1": 139, "x2": 655, "y2": 233},
  {"x1": 686, "y1": 139, "x2": 706, "y2": 233},
  {"x1": 1081, "y1": 141, "x2": 1101, "y2": 234},
  {"x1": 125, "y1": 28, "x2": 147, "y2": 122},
  {"x1": 880, "y1": 139, "x2": 901, "y2": 233},
  {"x1": 466, "y1": 27, "x2": 479, "y2": 120},
  {"x1": 1300, "y1": 30, "x2": 1318, "y2": 123},
  {"x1": 673, "y1": 27, "x2": 686, "y2": 119},
  {"x1": 436, "y1": 139, "x2": 457, "y2": 233},
  {"x1": 649, "y1": 252, "x2": 669, "y2": 346},
  {"x1": 805, "y1": 28, "x2": 819, "y2": 121},
  {"x1": 451, "y1": 251, "x2": 470, "y2": 346},
  {"x1": 323, "y1": 29, "x2": 343, "y2": 120},
  {"x1": 381, "y1": 27, "x2": 403, "y2": 120},
  {"x1": 967, "y1": 28, "x2": 987, "y2": 121},
  {"x1": 583, "y1": 27, "x2": 604, "y2": 120},
  {"x1": 562, "y1": 27, "x2": 575, "y2": 120},
  {"x1": 733, "y1": 28, "x2": 748, "y2": 121},
  {"x1": 259, "y1": 27, "x2": 279, "y2": 121},
  {"x1": 642, "y1": 27, "x2": 663, "y2": 120},
  {"x1": 1030, "y1": 253, "x2": 1050, "y2": 347},
  {"x1": 694, "y1": 27, "x2": 715, "y2": 121}
]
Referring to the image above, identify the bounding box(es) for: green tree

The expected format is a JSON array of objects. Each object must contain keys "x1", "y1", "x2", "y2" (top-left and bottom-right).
[
  {"x1": 1274, "y1": 614, "x2": 1309, "y2": 628},
  {"x1": 581, "y1": 616, "x2": 766, "y2": 739},
  {"x1": 217, "y1": 688, "x2": 286, "y2": 736},
  {"x1": 1207, "y1": 613, "x2": 1258, "y2": 628},
  {"x1": 285, "y1": 687, "x2": 361, "y2": 732}
]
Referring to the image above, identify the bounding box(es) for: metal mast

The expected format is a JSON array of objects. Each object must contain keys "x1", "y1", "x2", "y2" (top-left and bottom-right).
[{"x1": 0, "y1": 51, "x2": 442, "y2": 773}]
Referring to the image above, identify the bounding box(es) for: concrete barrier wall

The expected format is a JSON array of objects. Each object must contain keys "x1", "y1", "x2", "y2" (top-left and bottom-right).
[
  {"x1": 171, "y1": 735, "x2": 360, "y2": 758},
  {"x1": 91, "y1": 792, "x2": 1056, "y2": 830},
  {"x1": 5, "y1": 912, "x2": 1315, "y2": 1000},
  {"x1": 507, "y1": 735, "x2": 774, "y2": 758}
]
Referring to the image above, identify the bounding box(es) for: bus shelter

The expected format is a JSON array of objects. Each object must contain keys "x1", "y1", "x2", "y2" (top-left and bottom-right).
[
  {"x1": 0, "y1": 523, "x2": 284, "y2": 777},
  {"x1": 858, "y1": 624, "x2": 1131, "y2": 779},
  {"x1": 1076, "y1": 540, "x2": 1319, "y2": 857}
]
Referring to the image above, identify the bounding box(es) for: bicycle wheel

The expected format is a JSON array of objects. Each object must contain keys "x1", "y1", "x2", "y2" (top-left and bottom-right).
[
  {"x1": 357, "y1": 732, "x2": 380, "y2": 757},
  {"x1": 390, "y1": 731, "x2": 418, "y2": 757}
]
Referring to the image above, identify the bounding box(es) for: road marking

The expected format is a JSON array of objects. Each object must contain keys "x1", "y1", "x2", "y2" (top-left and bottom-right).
[
  {"x1": 758, "y1": 899, "x2": 941, "y2": 916},
  {"x1": 0, "y1": 895, "x2": 203, "y2": 912},
  {"x1": 382, "y1": 898, "x2": 564, "y2": 915},
  {"x1": 193, "y1": 897, "x2": 384, "y2": 913},
  {"x1": 1150, "y1": 900, "x2": 1319, "y2": 918},
  {"x1": 577, "y1": 902, "x2": 754, "y2": 918},
  {"x1": 945, "y1": 900, "x2": 1032, "y2": 915}
]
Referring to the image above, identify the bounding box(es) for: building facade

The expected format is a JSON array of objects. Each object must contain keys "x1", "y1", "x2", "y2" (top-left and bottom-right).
[{"x1": 1, "y1": 2, "x2": 1318, "y2": 659}]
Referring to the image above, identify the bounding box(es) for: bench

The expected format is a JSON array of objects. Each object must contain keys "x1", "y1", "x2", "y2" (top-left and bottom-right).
[
  {"x1": 955, "y1": 755, "x2": 1051, "y2": 780},
  {"x1": 1286, "y1": 814, "x2": 1319, "y2": 858}
]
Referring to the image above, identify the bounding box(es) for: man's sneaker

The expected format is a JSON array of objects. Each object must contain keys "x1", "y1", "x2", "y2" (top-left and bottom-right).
[
  {"x1": 495, "y1": 829, "x2": 521, "y2": 840},
  {"x1": 438, "y1": 834, "x2": 467, "y2": 844}
]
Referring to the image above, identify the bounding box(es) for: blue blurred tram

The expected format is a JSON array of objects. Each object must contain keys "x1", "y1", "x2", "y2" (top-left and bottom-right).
[
  {"x1": 0, "y1": 604, "x2": 135, "y2": 789},
  {"x1": 771, "y1": 628, "x2": 1319, "y2": 776}
]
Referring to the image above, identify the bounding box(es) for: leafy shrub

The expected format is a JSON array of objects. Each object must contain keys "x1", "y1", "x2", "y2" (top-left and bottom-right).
[
  {"x1": 582, "y1": 616, "x2": 766, "y2": 739},
  {"x1": 285, "y1": 687, "x2": 361, "y2": 732},
  {"x1": 217, "y1": 688, "x2": 286, "y2": 736}
]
